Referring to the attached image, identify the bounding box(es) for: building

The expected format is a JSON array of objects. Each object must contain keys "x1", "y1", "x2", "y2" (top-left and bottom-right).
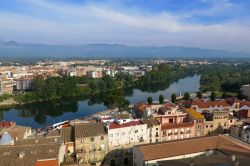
[
  {"x1": 153, "y1": 105, "x2": 195, "y2": 141},
  {"x1": 106, "y1": 120, "x2": 148, "y2": 166},
  {"x1": 0, "y1": 121, "x2": 32, "y2": 141},
  {"x1": 0, "y1": 136, "x2": 65, "y2": 166},
  {"x1": 14, "y1": 76, "x2": 33, "y2": 91},
  {"x1": 241, "y1": 84, "x2": 250, "y2": 99},
  {"x1": 133, "y1": 135, "x2": 250, "y2": 166},
  {"x1": 134, "y1": 102, "x2": 153, "y2": 119},
  {"x1": 60, "y1": 126, "x2": 75, "y2": 154},
  {"x1": 74, "y1": 122, "x2": 108, "y2": 165},
  {"x1": 230, "y1": 120, "x2": 250, "y2": 143},
  {"x1": 191, "y1": 100, "x2": 230, "y2": 113},
  {"x1": 142, "y1": 119, "x2": 161, "y2": 143},
  {"x1": 186, "y1": 108, "x2": 205, "y2": 137},
  {"x1": 203, "y1": 109, "x2": 230, "y2": 135}
]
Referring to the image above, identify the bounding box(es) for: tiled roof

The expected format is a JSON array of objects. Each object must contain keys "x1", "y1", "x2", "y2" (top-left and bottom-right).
[
  {"x1": 136, "y1": 135, "x2": 250, "y2": 161},
  {"x1": 142, "y1": 119, "x2": 160, "y2": 128},
  {"x1": 108, "y1": 121, "x2": 143, "y2": 129},
  {"x1": 115, "y1": 114, "x2": 130, "y2": 119},
  {"x1": 75, "y1": 122, "x2": 106, "y2": 138},
  {"x1": 0, "y1": 142, "x2": 61, "y2": 166},
  {"x1": 186, "y1": 108, "x2": 205, "y2": 119},
  {"x1": 161, "y1": 122, "x2": 193, "y2": 130},
  {"x1": 191, "y1": 100, "x2": 229, "y2": 109},
  {"x1": 240, "y1": 100, "x2": 250, "y2": 107},
  {"x1": 60, "y1": 126, "x2": 74, "y2": 142},
  {"x1": 135, "y1": 102, "x2": 151, "y2": 112},
  {"x1": 0, "y1": 121, "x2": 15, "y2": 128},
  {"x1": 36, "y1": 159, "x2": 58, "y2": 166}
]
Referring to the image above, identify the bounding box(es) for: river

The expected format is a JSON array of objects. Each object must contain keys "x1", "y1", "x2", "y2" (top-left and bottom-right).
[{"x1": 0, "y1": 75, "x2": 200, "y2": 128}]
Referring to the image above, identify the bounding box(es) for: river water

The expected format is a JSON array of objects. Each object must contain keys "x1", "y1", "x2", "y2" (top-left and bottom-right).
[{"x1": 0, "y1": 75, "x2": 200, "y2": 128}]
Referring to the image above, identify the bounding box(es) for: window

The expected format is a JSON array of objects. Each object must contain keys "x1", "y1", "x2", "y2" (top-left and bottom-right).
[
  {"x1": 206, "y1": 125, "x2": 208, "y2": 128},
  {"x1": 174, "y1": 135, "x2": 177, "y2": 140},
  {"x1": 91, "y1": 138, "x2": 94, "y2": 142},
  {"x1": 101, "y1": 136, "x2": 104, "y2": 140},
  {"x1": 116, "y1": 133, "x2": 119, "y2": 136},
  {"x1": 156, "y1": 128, "x2": 158, "y2": 131},
  {"x1": 135, "y1": 130, "x2": 138, "y2": 133},
  {"x1": 150, "y1": 139, "x2": 152, "y2": 143},
  {"x1": 169, "y1": 119, "x2": 173, "y2": 123},
  {"x1": 81, "y1": 139, "x2": 84, "y2": 143},
  {"x1": 109, "y1": 134, "x2": 113, "y2": 137},
  {"x1": 163, "y1": 130, "x2": 166, "y2": 136},
  {"x1": 168, "y1": 136, "x2": 171, "y2": 141},
  {"x1": 210, "y1": 125, "x2": 213, "y2": 128}
]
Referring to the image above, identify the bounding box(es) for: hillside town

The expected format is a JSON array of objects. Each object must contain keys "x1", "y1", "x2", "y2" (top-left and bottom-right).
[{"x1": 0, "y1": 95, "x2": 249, "y2": 166}]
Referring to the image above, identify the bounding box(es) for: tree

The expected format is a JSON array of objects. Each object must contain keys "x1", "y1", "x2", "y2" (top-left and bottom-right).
[
  {"x1": 159, "y1": 94, "x2": 164, "y2": 104},
  {"x1": 183, "y1": 92, "x2": 190, "y2": 100},
  {"x1": 147, "y1": 97, "x2": 153, "y2": 105},
  {"x1": 197, "y1": 92, "x2": 202, "y2": 99},
  {"x1": 222, "y1": 92, "x2": 228, "y2": 99},
  {"x1": 171, "y1": 93, "x2": 177, "y2": 103},
  {"x1": 211, "y1": 91, "x2": 216, "y2": 101}
]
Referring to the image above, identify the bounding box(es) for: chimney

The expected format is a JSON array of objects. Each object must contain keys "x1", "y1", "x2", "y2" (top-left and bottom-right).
[
  {"x1": 18, "y1": 151, "x2": 25, "y2": 159},
  {"x1": 231, "y1": 155, "x2": 236, "y2": 161}
]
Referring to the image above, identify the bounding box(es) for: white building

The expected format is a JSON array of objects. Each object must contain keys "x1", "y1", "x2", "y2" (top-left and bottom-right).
[
  {"x1": 241, "y1": 84, "x2": 250, "y2": 99},
  {"x1": 107, "y1": 120, "x2": 148, "y2": 148}
]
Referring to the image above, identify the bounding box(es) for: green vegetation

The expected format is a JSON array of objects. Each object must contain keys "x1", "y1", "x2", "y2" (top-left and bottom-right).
[
  {"x1": 196, "y1": 92, "x2": 202, "y2": 99},
  {"x1": 210, "y1": 91, "x2": 216, "y2": 101},
  {"x1": 183, "y1": 92, "x2": 190, "y2": 100},
  {"x1": 159, "y1": 94, "x2": 164, "y2": 104},
  {"x1": 147, "y1": 97, "x2": 153, "y2": 105},
  {"x1": 0, "y1": 93, "x2": 11, "y2": 102},
  {"x1": 171, "y1": 93, "x2": 177, "y2": 103},
  {"x1": 199, "y1": 63, "x2": 250, "y2": 95}
]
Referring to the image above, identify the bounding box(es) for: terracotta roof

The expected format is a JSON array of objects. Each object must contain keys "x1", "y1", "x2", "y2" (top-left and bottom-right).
[
  {"x1": 191, "y1": 100, "x2": 229, "y2": 109},
  {"x1": 0, "y1": 122, "x2": 15, "y2": 128},
  {"x1": 36, "y1": 159, "x2": 58, "y2": 166},
  {"x1": 74, "y1": 122, "x2": 106, "y2": 138},
  {"x1": 186, "y1": 108, "x2": 205, "y2": 119},
  {"x1": 161, "y1": 122, "x2": 193, "y2": 130},
  {"x1": 142, "y1": 119, "x2": 160, "y2": 128},
  {"x1": 240, "y1": 100, "x2": 250, "y2": 107},
  {"x1": 108, "y1": 121, "x2": 143, "y2": 129},
  {"x1": 163, "y1": 103, "x2": 177, "y2": 109},
  {"x1": 136, "y1": 135, "x2": 250, "y2": 161},
  {"x1": 135, "y1": 102, "x2": 151, "y2": 112},
  {"x1": 115, "y1": 114, "x2": 130, "y2": 119}
]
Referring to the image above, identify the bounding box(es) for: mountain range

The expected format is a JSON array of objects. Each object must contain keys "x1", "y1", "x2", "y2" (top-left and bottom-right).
[{"x1": 0, "y1": 39, "x2": 249, "y2": 59}]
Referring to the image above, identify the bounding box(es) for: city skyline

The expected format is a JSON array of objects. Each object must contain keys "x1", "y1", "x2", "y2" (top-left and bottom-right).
[{"x1": 0, "y1": 0, "x2": 250, "y2": 52}]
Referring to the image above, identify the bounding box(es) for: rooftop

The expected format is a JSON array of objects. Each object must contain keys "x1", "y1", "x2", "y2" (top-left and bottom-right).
[
  {"x1": 74, "y1": 122, "x2": 106, "y2": 138},
  {"x1": 142, "y1": 119, "x2": 160, "y2": 128},
  {"x1": 161, "y1": 122, "x2": 194, "y2": 130},
  {"x1": 191, "y1": 100, "x2": 229, "y2": 109},
  {"x1": 135, "y1": 135, "x2": 250, "y2": 161},
  {"x1": 186, "y1": 108, "x2": 205, "y2": 119},
  {"x1": 108, "y1": 120, "x2": 144, "y2": 130}
]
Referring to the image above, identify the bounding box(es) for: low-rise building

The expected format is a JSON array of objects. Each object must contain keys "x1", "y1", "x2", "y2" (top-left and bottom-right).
[
  {"x1": 191, "y1": 100, "x2": 230, "y2": 113},
  {"x1": 203, "y1": 109, "x2": 230, "y2": 135},
  {"x1": 74, "y1": 122, "x2": 108, "y2": 165},
  {"x1": 230, "y1": 120, "x2": 250, "y2": 143},
  {"x1": 134, "y1": 102, "x2": 153, "y2": 119},
  {"x1": 186, "y1": 108, "x2": 205, "y2": 137},
  {"x1": 241, "y1": 84, "x2": 250, "y2": 99},
  {"x1": 142, "y1": 118, "x2": 161, "y2": 143},
  {"x1": 133, "y1": 135, "x2": 250, "y2": 166}
]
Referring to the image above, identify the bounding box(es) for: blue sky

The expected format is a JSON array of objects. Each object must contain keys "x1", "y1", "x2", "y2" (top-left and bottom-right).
[{"x1": 0, "y1": 0, "x2": 250, "y2": 52}]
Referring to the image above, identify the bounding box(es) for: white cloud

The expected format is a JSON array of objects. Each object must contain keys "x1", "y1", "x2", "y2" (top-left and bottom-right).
[{"x1": 0, "y1": 0, "x2": 250, "y2": 52}]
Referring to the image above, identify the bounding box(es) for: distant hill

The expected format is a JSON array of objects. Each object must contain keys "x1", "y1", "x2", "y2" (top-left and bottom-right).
[{"x1": 0, "y1": 39, "x2": 249, "y2": 59}]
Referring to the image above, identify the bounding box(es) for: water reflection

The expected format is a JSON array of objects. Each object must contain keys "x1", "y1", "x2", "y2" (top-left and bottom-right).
[{"x1": 0, "y1": 75, "x2": 200, "y2": 128}]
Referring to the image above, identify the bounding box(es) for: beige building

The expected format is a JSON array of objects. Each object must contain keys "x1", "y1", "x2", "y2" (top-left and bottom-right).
[
  {"x1": 203, "y1": 109, "x2": 230, "y2": 135},
  {"x1": 142, "y1": 119, "x2": 161, "y2": 143},
  {"x1": 133, "y1": 135, "x2": 250, "y2": 166},
  {"x1": 241, "y1": 84, "x2": 250, "y2": 99},
  {"x1": 186, "y1": 108, "x2": 205, "y2": 137},
  {"x1": 74, "y1": 122, "x2": 108, "y2": 165}
]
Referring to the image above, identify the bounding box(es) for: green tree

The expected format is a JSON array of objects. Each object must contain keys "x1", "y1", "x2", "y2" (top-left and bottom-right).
[
  {"x1": 183, "y1": 92, "x2": 190, "y2": 100},
  {"x1": 221, "y1": 92, "x2": 228, "y2": 99},
  {"x1": 159, "y1": 94, "x2": 164, "y2": 104},
  {"x1": 147, "y1": 97, "x2": 153, "y2": 105},
  {"x1": 197, "y1": 92, "x2": 202, "y2": 99},
  {"x1": 211, "y1": 91, "x2": 216, "y2": 101},
  {"x1": 171, "y1": 93, "x2": 177, "y2": 103}
]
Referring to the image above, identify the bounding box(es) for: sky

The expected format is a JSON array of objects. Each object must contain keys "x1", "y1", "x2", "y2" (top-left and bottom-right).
[{"x1": 0, "y1": 0, "x2": 250, "y2": 52}]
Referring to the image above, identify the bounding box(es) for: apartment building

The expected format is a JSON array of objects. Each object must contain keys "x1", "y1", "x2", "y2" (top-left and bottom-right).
[
  {"x1": 191, "y1": 100, "x2": 230, "y2": 112},
  {"x1": 241, "y1": 84, "x2": 250, "y2": 100},
  {"x1": 230, "y1": 120, "x2": 250, "y2": 143},
  {"x1": 134, "y1": 102, "x2": 153, "y2": 119},
  {"x1": 142, "y1": 118, "x2": 161, "y2": 143},
  {"x1": 14, "y1": 76, "x2": 33, "y2": 91},
  {"x1": 203, "y1": 109, "x2": 230, "y2": 135},
  {"x1": 186, "y1": 108, "x2": 205, "y2": 137},
  {"x1": 74, "y1": 122, "x2": 108, "y2": 165}
]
